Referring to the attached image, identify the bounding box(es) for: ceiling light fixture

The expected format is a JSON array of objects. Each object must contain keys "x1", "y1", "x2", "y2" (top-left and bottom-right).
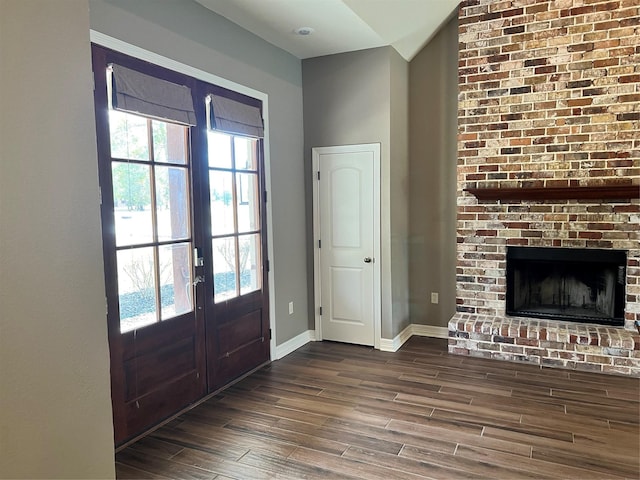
[{"x1": 293, "y1": 27, "x2": 314, "y2": 36}]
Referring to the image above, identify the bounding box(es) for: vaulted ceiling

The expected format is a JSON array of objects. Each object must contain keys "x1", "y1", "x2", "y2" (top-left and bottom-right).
[{"x1": 195, "y1": 0, "x2": 460, "y2": 61}]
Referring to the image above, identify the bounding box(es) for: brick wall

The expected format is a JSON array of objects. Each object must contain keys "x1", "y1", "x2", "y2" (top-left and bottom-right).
[{"x1": 456, "y1": 0, "x2": 640, "y2": 331}]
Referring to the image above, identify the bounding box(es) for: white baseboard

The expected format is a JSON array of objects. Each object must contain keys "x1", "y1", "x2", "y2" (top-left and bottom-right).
[
  {"x1": 275, "y1": 324, "x2": 449, "y2": 358},
  {"x1": 273, "y1": 329, "x2": 315, "y2": 360},
  {"x1": 411, "y1": 324, "x2": 449, "y2": 339},
  {"x1": 380, "y1": 324, "x2": 450, "y2": 352},
  {"x1": 380, "y1": 324, "x2": 413, "y2": 352}
]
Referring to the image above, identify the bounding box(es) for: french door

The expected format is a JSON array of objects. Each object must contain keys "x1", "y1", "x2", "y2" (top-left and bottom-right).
[
  {"x1": 92, "y1": 45, "x2": 270, "y2": 445},
  {"x1": 199, "y1": 126, "x2": 270, "y2": 390}
]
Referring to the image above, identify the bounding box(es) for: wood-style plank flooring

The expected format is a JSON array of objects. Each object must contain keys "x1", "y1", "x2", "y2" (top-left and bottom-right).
[{"x1": 116, "y1": 337, "x2": 640, "y2": 479}]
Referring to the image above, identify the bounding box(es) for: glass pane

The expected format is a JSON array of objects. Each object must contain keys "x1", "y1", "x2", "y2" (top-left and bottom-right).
[
  {"x1": 153, "y1": 121, "x2": 187, "y2": 165},
  {"x1": 234, "y1": 136, "x2": 257, "y2": 170},
  {"x1": 112, "y1": 162, "x2": 153, "y2": 246},
  {"x1": 237, "y1": 173, "x2": 259, "y2": 233},
  {"x1": 109, "y1": 110, "x2": 149, "y2": 161},
  {"x1": 156, "y1": 166, "x2": 190, "y2": 242},
  {"x1": 239, "y1": 234, "x2": 261, "y2": 295},
  {"x1": 210, "y1": 170, "x2": 235, "y2": 236},
  {"x1": 159, "y1": 243, "x2": 193, "y2": 320},
  {"x1": 212, "y1": 237, "x2": 237, "y2": 303},
  {"x1": 207, "y1": 131, "x2": 232, "y2": 169},
  {"x1": 117, "y1": 247, "x2": 157, "y2": 333}
]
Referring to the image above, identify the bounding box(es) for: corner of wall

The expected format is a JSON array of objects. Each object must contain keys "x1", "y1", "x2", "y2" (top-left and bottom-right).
[{"x1": 407, "y1": 14, "x2": 458, "y2": 329}]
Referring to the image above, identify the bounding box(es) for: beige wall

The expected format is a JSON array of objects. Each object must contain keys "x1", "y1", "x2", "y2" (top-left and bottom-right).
[
  {"x1": 0, "y1": 1, "x2": 115, "y2": 478},
  {"x1": 302, "y1": 47, "x2": 410, "y2": 339},
  {"x1": 89, "y1": 0, "x2": 308, "y2": 344},
  {"x1": 408, "y1": 15, "x2": 459, "y2": 328}
]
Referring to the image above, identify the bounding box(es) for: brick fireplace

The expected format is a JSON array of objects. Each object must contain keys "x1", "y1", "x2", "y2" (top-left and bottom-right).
[{"x1": 448, "y1": 0, "x2": 640, "y2": 376}]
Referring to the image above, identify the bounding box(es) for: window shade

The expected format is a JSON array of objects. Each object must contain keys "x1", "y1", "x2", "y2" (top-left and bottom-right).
[
  {"x1": 110, "y1": 64, "x2": 197, "y2": 126},
  {"x1": 209, "y1": 94, "x2": 264, "y2": 138}
]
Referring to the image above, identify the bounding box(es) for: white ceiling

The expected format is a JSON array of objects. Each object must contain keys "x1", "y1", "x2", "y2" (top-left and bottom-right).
[{"x1": 194, "y1": 0, "x2": 460, "y2": 61}]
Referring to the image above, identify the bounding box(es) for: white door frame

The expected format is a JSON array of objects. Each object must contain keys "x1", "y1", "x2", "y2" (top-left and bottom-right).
[{"x1": 312, "y1": 144, "x2": 381, "y2": 349}]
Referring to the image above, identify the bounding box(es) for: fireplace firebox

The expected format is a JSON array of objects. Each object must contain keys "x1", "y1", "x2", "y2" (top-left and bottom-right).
[{"x1": 506, "y1": 247, "x2": 626, "y2": 326}]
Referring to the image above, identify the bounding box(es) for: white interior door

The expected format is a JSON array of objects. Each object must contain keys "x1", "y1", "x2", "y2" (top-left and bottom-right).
[{"x1": 313, "y1": 144, "x2": 380, "y2": 347}]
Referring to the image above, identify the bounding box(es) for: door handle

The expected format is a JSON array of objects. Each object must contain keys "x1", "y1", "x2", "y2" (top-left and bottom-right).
[{"x1": 364, "y1": 257, "x2": 372, "y2": 263}]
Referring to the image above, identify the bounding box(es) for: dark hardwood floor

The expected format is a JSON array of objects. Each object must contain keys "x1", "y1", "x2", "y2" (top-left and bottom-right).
[{"x1": 116, "y1": 337, "x2": 640, "y2": 479}]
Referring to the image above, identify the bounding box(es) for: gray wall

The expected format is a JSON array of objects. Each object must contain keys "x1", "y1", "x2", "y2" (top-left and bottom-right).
[
  {"x1": 389, "y1": 49, "x2": 410, "y2": 336},
  {"x1": 302, "y1": 47, "x2": 410, "y2": 339},
  {"x1": 408, "y1": 14, "x2": 458, "y2": 328},
  {"x1": 1, "y1": 1, "x2": 310, "y2": 475},
  {"x1": 90, "y1": 0, "x2": 308, "y2": 344},
  {"x1": 0, "y1": 0, "x2": 115, "y2": 477},
  {"x1": 0, "y1": 0, "x2": 457, "y2": 475}
]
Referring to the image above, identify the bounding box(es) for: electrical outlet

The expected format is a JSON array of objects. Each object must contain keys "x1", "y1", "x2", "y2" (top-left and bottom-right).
[
  {"x1": 430, "y1": 292, "x2": 439, "y2": 304},
  {"x1": 288, "y1": 301, "x2": 294, "y2": 315}
]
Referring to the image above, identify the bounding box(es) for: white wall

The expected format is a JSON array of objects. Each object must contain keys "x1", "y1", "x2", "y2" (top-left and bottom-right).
[
  {"x1": 89, "y1": 0, "x2": 308, "y2": 344},
  {"x1": 0, "y1": 0, "x2": 115, "y2": 478}
]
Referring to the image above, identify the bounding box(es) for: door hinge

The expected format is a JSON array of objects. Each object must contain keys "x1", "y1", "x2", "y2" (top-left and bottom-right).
[
  {"x1": 269, "y1": 328, "x2": 272, "y2": 340},
  {"x1": 263, "y1": 190, "x2": 268, "y2": 203},
  {"x1": 317, "y1": 171, "x2": 320, "y2": 180},
  {"x1": 98, "y1": 187, "x2": 102, "y2": 205},
  {"x1": 266, "y1": 259, "x2": 270, "y2": 272},
  {"x1": 319, "y1": 306, "x2": 323, "y2": 315},
  {"x1": 318, "y1": 239, "x2": 321, "y2": 248}
]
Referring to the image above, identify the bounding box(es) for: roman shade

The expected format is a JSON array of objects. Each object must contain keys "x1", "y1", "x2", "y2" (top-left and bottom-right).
[
  {"x1": 110, "y1": 64, "x2": 197, "y2": 126},
  {"x1": 208, "y1": 94, "x2": 264, "y2": 138}
]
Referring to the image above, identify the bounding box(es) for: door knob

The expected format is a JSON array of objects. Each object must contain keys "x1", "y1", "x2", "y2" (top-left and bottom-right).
[{"x1": 364, "y1": 257, "x2": 372, "y2": 263}]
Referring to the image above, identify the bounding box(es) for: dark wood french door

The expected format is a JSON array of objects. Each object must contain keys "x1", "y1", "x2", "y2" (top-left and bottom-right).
[
  {"x1": 193, "y1": 121, "x2": 270, "y2": 391},
  {"x1": 92, "y1": 45, "x2": 270, "y2": 446}
]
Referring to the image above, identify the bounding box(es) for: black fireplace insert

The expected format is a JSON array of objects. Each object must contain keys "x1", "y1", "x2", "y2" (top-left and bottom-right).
[{"x1": 506, "y1": 247, "x2": 626, "y2": 326}]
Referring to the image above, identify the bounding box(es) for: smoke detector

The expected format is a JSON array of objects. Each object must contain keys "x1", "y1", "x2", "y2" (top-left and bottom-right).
[{"x1": 293, "y1": 27, "x2": 314, "y2": 36}]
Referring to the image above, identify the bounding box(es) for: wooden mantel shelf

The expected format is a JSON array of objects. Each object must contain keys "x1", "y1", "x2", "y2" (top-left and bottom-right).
[{"x1": 465, "y1": 185, "x2": 640, "y2": 201}]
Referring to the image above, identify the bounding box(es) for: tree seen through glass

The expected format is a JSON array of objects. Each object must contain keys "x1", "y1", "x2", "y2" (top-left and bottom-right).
[
  {"x1": 109, "y1": 110, "x2": 193, "y2": 332},
  {"x1": 208, "y1": 131, "x2": 261, "y2": 303}
]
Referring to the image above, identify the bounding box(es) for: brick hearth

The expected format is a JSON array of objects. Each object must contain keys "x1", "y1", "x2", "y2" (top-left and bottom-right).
[
  {"x1": 449, "y1": 313, "x2": 640, "y2": 376},
  {"x1": 451, "y1": 0, "x2": 640, "y2": 376}
]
